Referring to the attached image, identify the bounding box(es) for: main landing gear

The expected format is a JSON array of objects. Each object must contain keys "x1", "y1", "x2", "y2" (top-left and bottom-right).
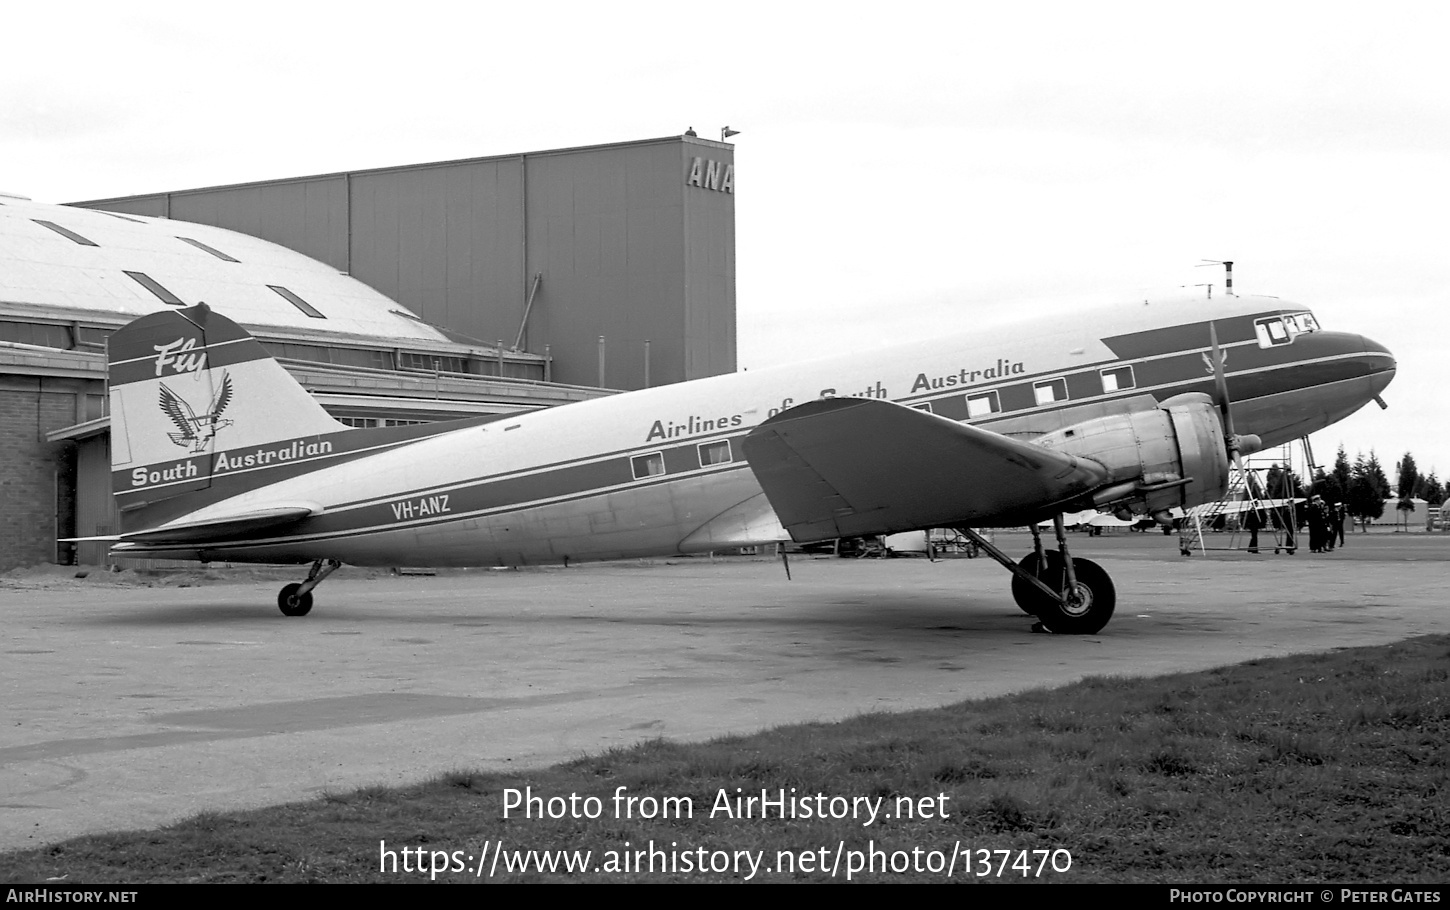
[
  {"x1": 955, "y1": 516, "x2": 1116, "y2": 635},
  {"x1": 278, "y1": 559, "x2": 342, "y2": 616}
]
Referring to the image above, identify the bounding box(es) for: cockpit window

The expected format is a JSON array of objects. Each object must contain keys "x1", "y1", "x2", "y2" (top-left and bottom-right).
[
  {"x1": 1285, "y1": 312, "x2": 1319, "y2": 335},
  {"x1": 1255, "y1": 318, "x2": 1290, "y2": 346},
  {"x1": 1254, "y1": 312, "x2": 1319, "y2": 348}
]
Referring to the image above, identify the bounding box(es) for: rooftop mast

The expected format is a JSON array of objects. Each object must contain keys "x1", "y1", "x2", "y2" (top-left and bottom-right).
[{"x1": 1198, "y1": 259, "x2": 1234, "y2": 296}]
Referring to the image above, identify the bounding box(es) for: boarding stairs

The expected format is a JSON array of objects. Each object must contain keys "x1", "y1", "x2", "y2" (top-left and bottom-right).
[{"x1": 1178, "y1": 465, "x2": 1298, "y2": 556}]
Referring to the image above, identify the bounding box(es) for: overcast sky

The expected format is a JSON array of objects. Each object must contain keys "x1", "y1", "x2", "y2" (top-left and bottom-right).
[{"x1": 5, "y1": 1, "x2": 1445, "y2": 485}]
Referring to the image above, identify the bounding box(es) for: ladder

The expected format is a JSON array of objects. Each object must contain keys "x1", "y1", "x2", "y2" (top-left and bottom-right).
[{"x1": 1178, "y1": 463, "x2": 1300, "y2": 556}]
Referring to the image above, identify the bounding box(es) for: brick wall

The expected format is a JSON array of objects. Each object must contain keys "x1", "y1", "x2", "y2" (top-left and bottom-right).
[{"x1": 0, "y1": 379, "x2": 82, "y2": 571}]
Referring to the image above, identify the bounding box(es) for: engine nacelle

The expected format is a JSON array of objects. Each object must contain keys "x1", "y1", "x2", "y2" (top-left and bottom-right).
[{"x1": 1032, "y1": 393, "x2": 1229, "y2": 519}]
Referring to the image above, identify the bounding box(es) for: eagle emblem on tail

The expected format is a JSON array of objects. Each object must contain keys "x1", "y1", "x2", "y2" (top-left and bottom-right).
[{"x1": 159, "y1": 371, "x2": 234, "y2": 452}]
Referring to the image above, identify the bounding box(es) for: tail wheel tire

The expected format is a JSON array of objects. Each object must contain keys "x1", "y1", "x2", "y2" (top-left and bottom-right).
[
  {"x1": 1011, "y1": 550, "x2": 1064, "y2": 615},
  {"x1": 1032, "y1": 557, "x2": 1116, "y2": 635},
  {"x1": 278, "y1": 583, "x2": 313, "y2": 617}
]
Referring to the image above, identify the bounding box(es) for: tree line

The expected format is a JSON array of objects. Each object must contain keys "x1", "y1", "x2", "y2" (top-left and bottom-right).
[{"x1": 1261, "y1": 446, "x2": 1443, "y2": 531}]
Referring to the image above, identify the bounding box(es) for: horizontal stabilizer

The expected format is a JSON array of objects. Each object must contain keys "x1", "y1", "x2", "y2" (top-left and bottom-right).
[
  {"x1": 113, "y1": 503, "x2": 321, "y2": 545},
  {"x1": 741, "y1": 398, "x2": 1108, "y2": 540}
]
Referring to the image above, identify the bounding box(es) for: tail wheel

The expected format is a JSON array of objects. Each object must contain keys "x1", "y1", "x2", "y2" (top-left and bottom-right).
[
  {"x1": 278, "y1": 583, "x2": 313, "y2": 617},
  {"x1": 1032, "y1": 557, "x2": 1116, "y2": 635},
  {"x1": 1010, "y1": 550, "x2": 1064, "y2": 615}
]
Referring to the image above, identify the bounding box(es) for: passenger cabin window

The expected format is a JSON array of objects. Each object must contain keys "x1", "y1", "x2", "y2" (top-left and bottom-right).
[
  {"x1": 1033, "y1": 378, "x2": 1068, "y2": 406},
  {"x1": 631, "y1": 452, "x2": 665, "y2": 479},
  {"x1": 965, "y1": 390, "x2": 1000, "y2": 418},
  {"x1": 1100, "y1": 365, "x2": 1135, "y2": 393},
  {"x1": 698, "y1": 440, "x2": 732, "y2": 466}
]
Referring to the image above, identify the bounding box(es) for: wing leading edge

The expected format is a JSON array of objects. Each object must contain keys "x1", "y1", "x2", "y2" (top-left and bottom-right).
[{"x1": 741, "y1": 398, "x2": 1109, "y2": 541}]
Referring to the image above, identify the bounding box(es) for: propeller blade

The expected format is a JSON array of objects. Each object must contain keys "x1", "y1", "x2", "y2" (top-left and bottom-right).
[
  {"x1": 1208, "y1": 321, "x2": 1234, "y2": 440},
  {"x1": 1207, "y1": 321, "x2": 1262, "y2": 460}
]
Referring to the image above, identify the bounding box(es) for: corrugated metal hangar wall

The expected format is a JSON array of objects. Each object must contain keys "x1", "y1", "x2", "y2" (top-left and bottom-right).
[{"x1": 75, "y1": 135, "x2": 737, "y2": 390}]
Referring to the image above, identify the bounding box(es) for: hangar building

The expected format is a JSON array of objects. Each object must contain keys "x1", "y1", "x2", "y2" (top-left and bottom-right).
[
  {"x1": 1, "y1": 135, "x2": 737, "y2": 572},
  {"x1": 74, "y1": 135, "x2": 737, "y2": 391},
  {"x1": 0, "y1": 197, "x2": 596, "y2": 570}
]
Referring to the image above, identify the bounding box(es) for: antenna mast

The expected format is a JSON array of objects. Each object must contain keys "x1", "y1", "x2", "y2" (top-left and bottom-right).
[{"x1": 1198, "y1": 259, "x2": 1234, "y2": 296}]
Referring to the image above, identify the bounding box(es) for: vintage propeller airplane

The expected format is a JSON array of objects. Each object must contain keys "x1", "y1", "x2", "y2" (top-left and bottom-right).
[{"x1": 87, "y1": 293, "x2": 1394, "y2": 632}]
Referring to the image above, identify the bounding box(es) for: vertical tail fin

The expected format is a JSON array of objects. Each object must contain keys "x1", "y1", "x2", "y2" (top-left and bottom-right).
[{"x1": 109, "y1": 303, "x2": 345, "y2": 519}]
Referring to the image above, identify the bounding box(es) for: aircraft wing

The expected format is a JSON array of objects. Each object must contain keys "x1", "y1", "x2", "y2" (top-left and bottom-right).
[{"x1": 741, "y1": 398, "x2": 1109, "y2": 541}]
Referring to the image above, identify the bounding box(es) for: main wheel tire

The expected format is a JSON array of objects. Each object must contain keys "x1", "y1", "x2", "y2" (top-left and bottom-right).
[
  {"x1": 1032, "y1": 557, "x2": 1115, "y2": 635},
  {"x1": 278, "y1": 583, "x2": 313, "y2": 617},
  {"x1": 1010, "y1": 550, "x2": 1064, "y2": 615}
]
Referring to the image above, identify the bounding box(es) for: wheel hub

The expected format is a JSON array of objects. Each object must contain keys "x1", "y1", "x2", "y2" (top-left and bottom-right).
[{"x1": 1062, "y1": 583, "x2": 1094, "y2": 617}]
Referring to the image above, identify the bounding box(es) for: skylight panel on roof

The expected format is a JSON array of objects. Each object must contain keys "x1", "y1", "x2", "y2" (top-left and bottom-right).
[
  {"x1": 178, "y1": 236, "x2": 240, "y2": 262},
  {"x1": 33, "y1": 219, "x2": 99, "y2": 246},
  {"x1": 124, "y1": 271, "x2": 185, "y2": 306},
  {"x1": 268, "y1": 285, "x2": 325, "y2": 318}
]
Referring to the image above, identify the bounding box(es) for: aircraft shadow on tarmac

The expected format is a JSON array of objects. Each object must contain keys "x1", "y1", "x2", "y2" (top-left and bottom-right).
[{"x1": 74, "y1": 588, "x2": 1054, "y2": 639}]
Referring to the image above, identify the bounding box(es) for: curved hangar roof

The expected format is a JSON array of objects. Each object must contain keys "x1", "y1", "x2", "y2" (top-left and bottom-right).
[{"x1": 0, "y1": 191, "x2": 455, "y2": 347}]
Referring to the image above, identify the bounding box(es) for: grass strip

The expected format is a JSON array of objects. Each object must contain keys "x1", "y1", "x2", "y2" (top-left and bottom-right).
[{"x1": 4, "y1": 635, "x2": 1446, "y2": 883}]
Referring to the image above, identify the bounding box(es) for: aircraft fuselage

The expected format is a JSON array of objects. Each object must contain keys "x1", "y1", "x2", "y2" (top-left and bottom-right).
[{"x1": 113, "y1": 294, "x2": 1394, "y2": 567}]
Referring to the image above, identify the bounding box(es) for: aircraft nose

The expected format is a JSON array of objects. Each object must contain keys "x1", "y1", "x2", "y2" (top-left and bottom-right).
[{"x1": 1358, "y1": 334, "x2": 1396, "y2": 397}]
